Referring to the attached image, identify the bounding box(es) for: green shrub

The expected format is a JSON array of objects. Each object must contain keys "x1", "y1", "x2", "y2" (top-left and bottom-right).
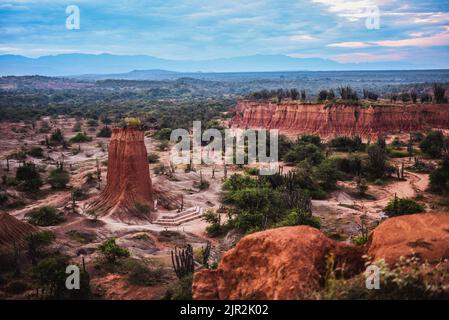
[
  {"x1": 275, "y1": 209, "x2": 321, "y2": 229},
  {"x1": 98, "y1": 239, "x2": 130, "y2": 263},
  {"x1": 26, "y1": 206, "x2": 64, "y2": 226},
  {"x1": 244, "y1": 167, "x2": 259, "y2": 176},
  {"x1": 147, "y1": 152, "x2": 160, "y2": 164},
  {"x1": 96, "y1": 126, "x2": 112, "y2": 138},
  {"x1": 48, "y1": 168, "x2": 70, "y2": 189},
  {"x1": 49, "y1": 129, "x2": 65, "y2": 145},
  {"x1": 26, "y1": 231, "x2": 56, "y2": 265},
  {"x1": 163, "y1": 275, "x2": 192, "y2": 300},
  {"x1": 69, "y1": 132, "x2": 92, "y2": 143},
  {"x1": 27, "y1": 147, "x2": 44, "y2": 158},
  {"x1": 16, "y1": 163, "x2": 42, "y2": 192},
  {"x1": 127, "y1": 262, "x2": 164, "y2": 286},
  {"x1": 383, "y1": 197, "x2": 424, "y2": 217},
  {"x1": 154, "y1": 128, "x2": 172, "y2": 141},
  {"x1": 419, "y1": 131, "x2": 445, "y2": 158},
  {"x1": 329, "y1": 136, "x2": 364, "y2": 152},
  {"x1": 429, "y1": 158, "x2": 449, "y2": 194}
]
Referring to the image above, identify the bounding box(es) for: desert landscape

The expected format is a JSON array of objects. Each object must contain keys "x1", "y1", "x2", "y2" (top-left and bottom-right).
[
  {"x1": 1, "y1": 83, "x2": 449, "y2": 300},
  {"x1": 1, "y1": 0, "x2": 449, "y2": 305}
]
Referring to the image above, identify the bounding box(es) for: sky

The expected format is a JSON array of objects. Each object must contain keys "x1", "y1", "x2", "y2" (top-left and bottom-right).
[{"x1": 1, "y1": 0, "x2": 449, "y2": 66}]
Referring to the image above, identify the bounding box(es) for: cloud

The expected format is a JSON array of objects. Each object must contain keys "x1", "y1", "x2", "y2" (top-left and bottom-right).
[
  {"x1": 332, "y1": 52, "x2": 407, "y2": 63},
  {"x1": 328, "y1": 41, "x2": 371, "y2": 48},
  {"x1": 311, "y1": 0, "x2": 385, "y2": 21},
  {"x1": 328, "y1": 27, "x2": 449, "y2": 48}
]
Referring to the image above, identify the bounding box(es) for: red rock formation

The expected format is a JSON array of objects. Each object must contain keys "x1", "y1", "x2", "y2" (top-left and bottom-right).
[
  {"x1": 0, "y1": 212, "x2": 39, "y2": 247},
  {"x1": 367, "y1": 213, "x2": 449, "y2": 266},
  {"x1": 88, "y1": 127, "x2": 153, "y2": 221},
  {"x1": 192, "y1": 226, "x2": 364, "y2": 300},
  {"x1": 230, "y1": 100, "x2": 449, "y2": 139}
]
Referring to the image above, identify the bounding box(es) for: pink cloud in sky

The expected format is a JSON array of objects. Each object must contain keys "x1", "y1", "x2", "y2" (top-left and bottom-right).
[{"x1": 332, "y1": 52, "x2": 407, "y2": 63}]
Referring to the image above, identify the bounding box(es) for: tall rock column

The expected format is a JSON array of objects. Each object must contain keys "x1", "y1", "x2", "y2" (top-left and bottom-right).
[{"x1": 88, "y1": 127, "x2": 153, "y2": 221}]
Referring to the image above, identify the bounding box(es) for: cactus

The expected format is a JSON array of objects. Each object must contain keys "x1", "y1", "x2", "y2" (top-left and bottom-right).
[
  {"x1": 202, "y1": 242, "x2": 211, "y2": 268},
  {"x1": 96, "y1": 158, "x2": 101, "y2": 181},
  {"x1": 171, "y1": 244, "x2": 194, "y2": 279},
  {"x1": 6, "y1": 157, "x2": 10, "y2": 171},
  {"x1": 71, "y1": 191, "x2": 76, "y2": 214},
  {"x1": 224, "y1": 164, "x2": 227, "y2": 178}
]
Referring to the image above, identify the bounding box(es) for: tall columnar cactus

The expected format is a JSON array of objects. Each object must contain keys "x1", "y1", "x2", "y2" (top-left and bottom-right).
[
  {"x1": 171, "y1": 244, "x2": 194, "y2": 279},
  {"x1": 202, "y1": 241, "x2": 211, "y2": 268}
]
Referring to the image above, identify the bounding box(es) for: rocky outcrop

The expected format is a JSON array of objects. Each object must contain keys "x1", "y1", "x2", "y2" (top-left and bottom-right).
[
  {"x1": 193, "y1": 213, "x2": 449, "y2": 300},
  {"x1": 0, "y1": 212, "x2": 39, "y2": 247},
  {"x1": 367, "y1": 213, "x2": 449, "y2": 266},
  {"x1": 87, "y1": 127, "x2": 153, "y2": 221},
  {"x1": 192, "y1": 226, "x2": 364, "y2": 300},
  {"x1": 230, "y1": 100, "x2": 449, "y2": 139}
]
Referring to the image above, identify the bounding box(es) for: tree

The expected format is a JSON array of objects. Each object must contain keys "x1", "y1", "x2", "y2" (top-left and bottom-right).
[
  {"x1": 318, "y1": 90, "x2": 328, "y2": 101},
  {"x1": 26, "y1": 231, "x2": 55, "y2": 266},
  {"x1": 96, "y1": 126, "x2": 112, "y2": 138},
  {"x1": 429, "y1": 158, "x2": 449, "y2": 194},
  {"x1": 433, "y1": 84, "x2": 447, "y2": 104},
  {"x1": 16, "y1": 163, "x2": 42, "y2": 192},
  {"x1": 49, "y1": 129, "x2": 65, "y2": 146},
  {"x1": 315, "y1": 160, "x2": 342, "y2": 190},
  {"x1": 98, "y1": 239, "x2": 130, "y2": 263},
  {"x1": 366, "y1": 145, "x2": 388, "y2": 179},
  {"x1": 420, "y1": 131, "x2": 444, "y2": 158}
]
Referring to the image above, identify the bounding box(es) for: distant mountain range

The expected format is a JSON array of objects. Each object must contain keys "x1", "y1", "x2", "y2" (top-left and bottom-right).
[{"x1": 0, "y1": 53, "x2": 432, "y2": 77}]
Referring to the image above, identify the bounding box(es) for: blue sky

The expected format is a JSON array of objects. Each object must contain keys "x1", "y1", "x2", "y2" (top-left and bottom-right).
[{"x1": 1, "y1": 0, "x2": 449, "y2": 66}]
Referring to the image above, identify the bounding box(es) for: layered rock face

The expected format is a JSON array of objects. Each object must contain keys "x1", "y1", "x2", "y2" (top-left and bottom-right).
[
  {"x1": 230, "y1": 100, "x2": 449, "y2": 139},
  {"x1": 88, "y1": 127, "x2": 153, "y2": 221},
  {"x1": 367, "y1": 213, "x2": 449, "y2": 266},
  {"x1": 0, "y1": 213, "x2": 39, "y2": 247},
  {"x1": 193, "y1": 226, "x2": 364, "y2": 300},
  {"x1": 193, "y1": 213, "x2": 449, "y2": 300}
]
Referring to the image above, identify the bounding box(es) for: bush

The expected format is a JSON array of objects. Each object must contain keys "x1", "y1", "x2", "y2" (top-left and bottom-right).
[
  {"x1": 16, "y1": 163, "x2": 42, "y2": 192},
  {"x1": 283, "y1": 142, "x2": 324, "y2": 165},
  {"x1": 420, "y1": 131, "x2": 445, "y2": 158},
  {"x1": 366, "y1": 145, "x2": 388, "y2": 179},
  {"x1": 275, "y1": 209, "x2": 321, "y2": 229},
  {"x1": 69, "y1": 132, "x2": 92, "y2": 143},
  {"x1": 147, "y1": 152, "x2": 160, "y2": 164},
  {"x1": 48, "y1": 168, "x2": 70, "y2": 189},
  {"x1": 383, "y1": 196, "x2": 424, "y2": 217},
  {"x1": 429, "y1": 158, "x2": 449, "y2": 194},
  {"x1": 163, "y1": 275, "x2": 192, "y2": 300},
  {"x1": 128, "y1": 262, "x2": 164, "y2": 286},
  {"x1": 97, "y1": 126, "x2": 112, "y2": 138},
  {"x1": 329, "y1": 136, "x2": 363, "y2": 152},
  {"x1": 26, "y1": 231, "x2": 56, "y2": 265},
  {"x1": 26, "y1": 206, "x2": 64, "y2": 226},
  {"x1": 27, "y1": 147, "x2": 44, "y2": 158},
  {"x1": 98, "y1": 239, "x2": 130, "y2": 263},
  {"x1": 49, "y1": 129, "x2": 65, "y2": 145},
  {"x1": 315, "y1": 159, "x2": 342, "y2": 190},
  {"x1": 154, "y1": 128, "x2": 172, "y2": 141}
]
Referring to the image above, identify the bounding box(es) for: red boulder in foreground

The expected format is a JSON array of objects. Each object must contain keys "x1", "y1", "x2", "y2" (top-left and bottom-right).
[
  {"x1": 88, "y1": 127, "x2": 153, "y2": 221},
  {"x1": 367, "y1": 212, "x2": 449, "y2": 266},
  {"x1": 192, "y1": 226, "x2": 363, "y2": 300}
]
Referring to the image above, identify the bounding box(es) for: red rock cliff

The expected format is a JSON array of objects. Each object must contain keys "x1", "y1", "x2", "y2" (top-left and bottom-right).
[
  {"x1": 87, "y1": 127, "x2": 153, "y2": 221},
  {"x1": 230, "y1": 100, "x2": 449, "y2": 139}
]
